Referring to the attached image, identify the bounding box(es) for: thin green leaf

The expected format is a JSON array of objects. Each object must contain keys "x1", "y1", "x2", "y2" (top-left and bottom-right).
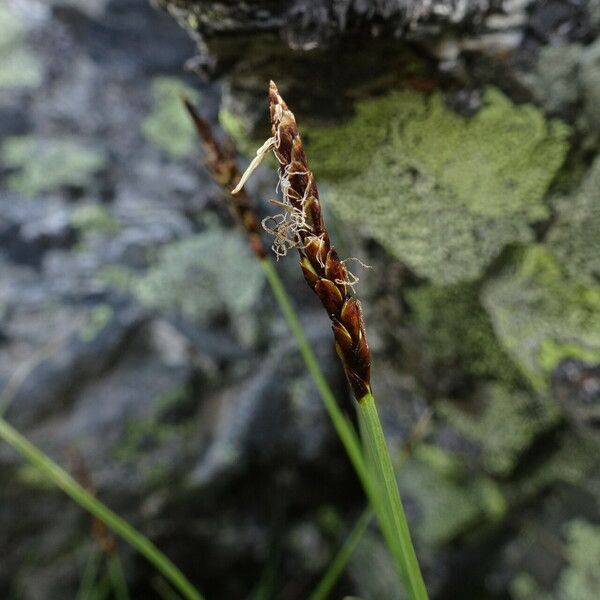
[
  {"x1": 260, "y1": 259, "x2": 369, "y2": 491},
  {"x1": 108, "y1": 553, "x2": 130, "y2": 600},
  {"x1": 308, "y1": 507, "x2": 373, "y2": 600},
  {"x1": 76, "y1": 545, "x2": 103, "y2": 600},
  {"x1": 153, "y1": 576, "x2": 185, "y2": 600},
  {"x1": 0, "y1": 417, "x2": 204, "y2": 600},
  {"x1": 357, "y1": 393, "x2": 428, "y2": 600}
]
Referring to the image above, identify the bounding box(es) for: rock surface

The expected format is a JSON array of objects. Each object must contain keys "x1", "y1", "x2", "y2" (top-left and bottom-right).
[{"x1": 1, "y1": 0, "x2": 600, "y2": 599}]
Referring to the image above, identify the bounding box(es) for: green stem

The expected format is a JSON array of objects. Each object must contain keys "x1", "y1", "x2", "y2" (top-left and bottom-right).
[
  {"x1": 0, "y1": 417, "x2": 204, "y2": 600},
  {"x1": 260, "y1": 259, "x2": 369, "y2": 492},
  {"x1": 357, "y1": 393, "x2": 428, "y2": 600},
  {"x1": 153, "y1": 577, "x2": 185, "y2": 600},
  {"x1": 75, "y1": 547, "x2": 103, "y2": 600},
  {"x1": 108, "y1": 553, "x2": 131, "y2": 600},
  {"x1": 308, "y1": 507, "x2": 373, "y2": 600},
  {"x1": 262, "y1": 258, "x2": 427, "y2": 598}
]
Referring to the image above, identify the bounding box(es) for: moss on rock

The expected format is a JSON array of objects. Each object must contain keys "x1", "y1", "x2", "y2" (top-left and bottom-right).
[
  {"x1": 557, "y1": 520, "x2": 600, "y2": 600},
  {"x1": 510, "y1": 520, "x2": 600, "y2": 600},
  {"x1": 482, "y1": 246, "x2": 600, "y2": 389},
  {"x1": 438, "y1": 384, "x2": 561, "y2": 476},
  {"x1": 0, "y1": 5, "x2": 42, "y2": 89},
  {"x1": 397, "y1": 445, "x2": 506, "y2": 546},
  {"x1": 135, "y1": 228, "x2": 264, "y2": 324},
  {"x1": 1, "y1": 136, "x2": 106, "y2": 195},
  {"x1": 79, "y1": 304, "x2": 114, "y2": 342},
  {"x1": 407, "y1": 282, "x2": 525, "y2": 386},
  {"x1": 525, "y1": 44, "x2": 581, "y2": 115},
  {"x1": 142, "y1": 77, "x2": 199, "y2": 157},
  {"x1": 72, "y1": 204, "x2": 120, "y2": 234},
  {"x1": 526, "y1": 39, "x2": 600, "y2": 148},
  {"x1": 547, "y1": 156, "x2": 600, "y2": 285},
  {"x1": 304, "y1": 88, "x2": 569, "y2": 284}
]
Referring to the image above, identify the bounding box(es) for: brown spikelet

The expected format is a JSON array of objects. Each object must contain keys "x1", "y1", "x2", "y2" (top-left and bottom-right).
[
  {"x1": 182, "y1": 97, "x2": 266, "y2": 259},
  {"x1": 234, "y1": 81, "x2": 371, "y2": 400}
]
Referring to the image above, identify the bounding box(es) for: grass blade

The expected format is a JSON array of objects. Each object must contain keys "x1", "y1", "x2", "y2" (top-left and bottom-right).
[
  {"x1": 261, "y1": 258, "x2": 370, "y2": 492},
  {"x1": 76, "y1": 546, "x2": 103, "y2": 600},
  {"x1": 308, "y1": 507, "x2": 373, "y2": 600},
  {"x1": 357, "y1": 393, "x2": 428, "y2": 600},
  {"x1": 0, "y1": 417, "x2": 204, "y2": 600},
  {"x1": 108, "y1": 553, "x2": 130, "y2": 600},
  {"x1": 153, "y1": 576, "x2": 185, "y2": 600}
]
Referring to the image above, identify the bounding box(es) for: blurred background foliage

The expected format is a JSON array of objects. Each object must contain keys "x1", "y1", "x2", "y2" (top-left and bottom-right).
[{"x1": 1, "y1": 0, "x2": 599, "y2": 599}]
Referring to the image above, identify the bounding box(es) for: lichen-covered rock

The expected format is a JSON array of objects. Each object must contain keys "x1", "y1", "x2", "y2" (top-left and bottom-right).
[
  {"x1": 135, "y1": 228, "x2": 265, "y2": 332},
  {"x1": 525, "y1": 38, "x2": 600, "y2": 148},
  {"x1": 505, "y1": 504, "x2": 600, "y2": 600},
  {"x1": 438, "y1": 385, "x2": 561, "y2": 476},
  {"x1": 557, "y1": 520, "x2": 600, "y2": 600},
  {"x1": 547, "y1": 156, "x2": 600, "y2": 285},
  {"x1": 0, "y1": 4, "x2": 42, "y2": 89},
  {"x1": 1, "y1": 137, "x2": 107, "y2": 196},
  {"x1": 525, "y1": 44, "x2": 581, "y2": 115},
  {"x1": 304, "y1": 88, "x2": 569, "y2": 284},
  {"x1": 482, "y1": 246, "x2": 600, "y2": 389},
  {"x1": 407, "y1": 282, "x2": 525, "y2": 386},
  {"x1": 509, "y1": 433, "x2": 598, "y2": 501},
  {"x1": 71, "y1": 204, "x2": 120, "y2": 235},
  {"x1": 142, "y1": 76, "x2": 200, "y2": 157},
  {"x1": 552, "y1": 359, "x2": 600, "y2": 443},
  {"x1": 396, "y1": 445, "x2": 505, "y2": 547}
]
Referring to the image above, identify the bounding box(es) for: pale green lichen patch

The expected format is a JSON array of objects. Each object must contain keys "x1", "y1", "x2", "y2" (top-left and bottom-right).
[
  {"x1": 510, "y1": 434, "x2": 598, "y2": 501},
  {"x1": 72, "y1": 204, "x2": 120, "y2": 234},
  {"x1": 1, "y1": 136, "x2": 106, "y2": 195},
  {"x1": 510, "y1": 520, "x2": 600, "y2": 600},
  {"x1": 142, "y1": 77, "x2": 199, "y2": 157},
  {"x1": 397, "y1": 445, "x2": 506, "y2": 546},
  {"x1": 135, "y1": 229, "x2": 264, "y2": 323},
  {"x1": 557, "y1": 520, "x2": 600, "y2": 600},
  {"x1": 303, "y1": 91, "x2": 406, "y2": 181},
  {"x1": 79, "y1": 304, "x2": 113, "y2": 342},
  {"x1": 304, "y1": 89, "x2": 569, "y2": 284},
  {"x1": 218, "y1": 109, "x2": 257, "y2": 158},
  {"x1": 482, "y1": 246, "x2": 600, "y2": 389},
  {"x1": 0, "y1": 5, "x2": 43, "y2": 89},
  {"x1": 407, "y1": 282, "x2": 525, "y2": 386},
  {"x1": 98, "y1": 265, "x2": 136, "y2": 292},
  {"x1": 526, "y1": 39, "x2": 600, "y2": 147},
  {"x1": 547, "y1": 156, "x2": 600, "y2": 285},
  {"x1": 438, "y1": 384, "x2": 561, "y2": 476},
  {"x1": 524, "y1": 44, "x2": 581, "y2": 115},
  {"x1": 111, "y1": 385, "x2": 195, "y2": 486}
]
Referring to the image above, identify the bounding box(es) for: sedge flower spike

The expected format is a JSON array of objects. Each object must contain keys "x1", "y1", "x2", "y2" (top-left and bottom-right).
[
  {"x1": 233, "y1": 81, "x2": 371, "y2": 400},
  {"x1": 183, "y1": 97, "x2": 266, "y2": 259}
]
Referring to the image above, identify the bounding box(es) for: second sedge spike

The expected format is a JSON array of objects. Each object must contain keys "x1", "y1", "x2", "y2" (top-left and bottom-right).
[{"x1": 183, "y1": 97, "x2": 266, "y2": 258}]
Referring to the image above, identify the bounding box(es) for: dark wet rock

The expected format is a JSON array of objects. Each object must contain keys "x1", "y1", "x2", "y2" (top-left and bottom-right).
[
  {"x1": 0, "y1": 199, "x2": 76, "y2": 267},
  {"x1": 54, "y1": 0, "x2": 195, "y2": 76},
  {"x1": 159, "y1": 0, "x2": 525, "y2": 47},
  {"x1": 490, "y1": 482, "x2": 600, "y2": 599},
  {"x1": 2, "y1": 302, "x2": 148, "y2": 429},
  {"x1": 528, "y1": 0, "x2": 593, "y2": 44},
  {"x1": 552, "y1": 359, "x2": 600, "y2": 442},
  {"x1": 0, "y1": 106, "x2": 29, "y2": 137},
  {"x1": 191, "y1": 317, "x2": 346, "y2": 490},
  {"x1": 156, "y1": 0, "x2": 600, "y2": 137},
  {"x1": 155, "y1": 0, "x2": 531, "y2": 133}
]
